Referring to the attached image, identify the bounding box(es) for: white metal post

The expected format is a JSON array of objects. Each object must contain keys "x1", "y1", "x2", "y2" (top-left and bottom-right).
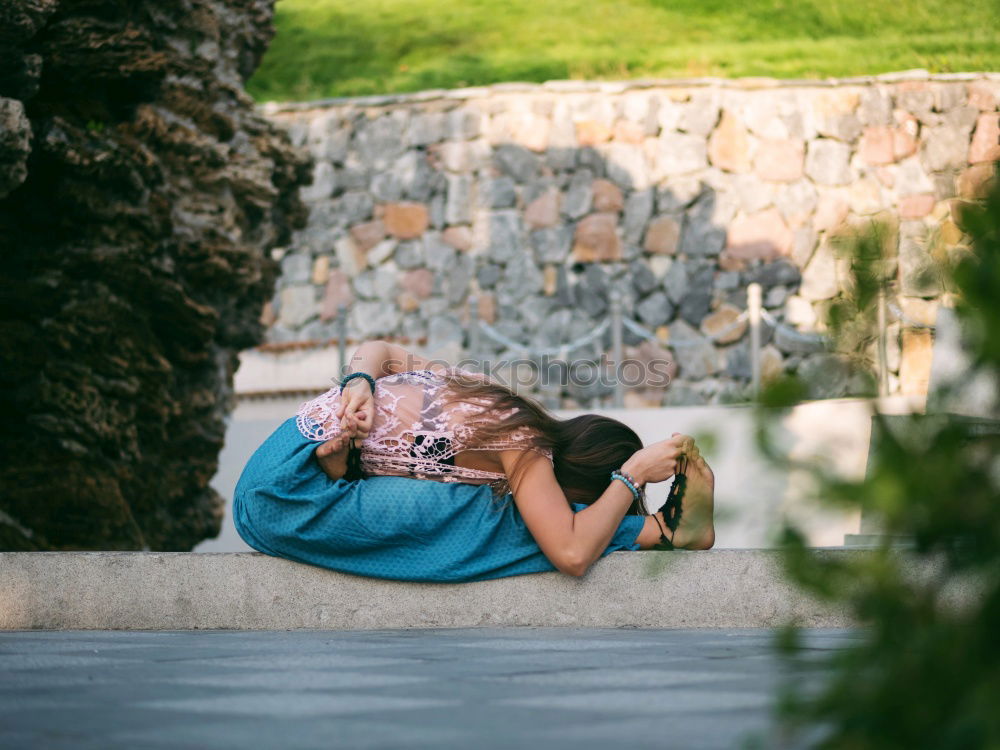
[{"x1": 748, "y1": 283, "x2": 762, "y2": 399}]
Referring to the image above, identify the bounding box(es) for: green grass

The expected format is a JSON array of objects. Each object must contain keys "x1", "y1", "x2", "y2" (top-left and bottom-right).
[{"x1": 247, "y1": 0, "x2": 1000, "y2": 102}]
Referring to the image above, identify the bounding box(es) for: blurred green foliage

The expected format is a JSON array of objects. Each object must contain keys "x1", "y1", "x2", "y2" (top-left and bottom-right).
[
  {"x1": 248, "y1": 0, "x2": 1000, "y2": 101},
  {"x1": 758, "y1": 164, "x2": 1000, "y2": 748}
]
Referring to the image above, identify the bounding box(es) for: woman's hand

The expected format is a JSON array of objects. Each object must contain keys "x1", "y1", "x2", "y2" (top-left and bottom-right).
[
  {"x1": 336, "y1": 378, "x2": 374, "y2": 444},
  {"x1": 621, "y1": 432, "x2": 699, "y2": 485}
]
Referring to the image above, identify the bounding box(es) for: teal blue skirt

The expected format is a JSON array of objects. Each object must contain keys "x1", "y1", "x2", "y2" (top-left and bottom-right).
[{"x1": 233, "y1": 418, "x2": 645, "y2": 582}]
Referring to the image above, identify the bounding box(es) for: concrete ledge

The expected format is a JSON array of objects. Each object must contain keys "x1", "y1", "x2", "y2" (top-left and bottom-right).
[{"x1": 0, "y1": 549, "x2": 867, "y2": 630}]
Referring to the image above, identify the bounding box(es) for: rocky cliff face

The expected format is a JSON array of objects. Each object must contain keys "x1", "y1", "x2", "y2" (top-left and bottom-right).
[{"x1": 0, "y1": 1, "x2": 311, "y2": 550}]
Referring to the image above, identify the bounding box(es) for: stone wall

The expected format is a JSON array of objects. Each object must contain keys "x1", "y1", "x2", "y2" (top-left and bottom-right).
[
  {"x1": 263, "y1": 74, "x2": 998, "y2": 407},
  {"x1": 0, "y1": 1, "x2": 310, "y2": 550}
]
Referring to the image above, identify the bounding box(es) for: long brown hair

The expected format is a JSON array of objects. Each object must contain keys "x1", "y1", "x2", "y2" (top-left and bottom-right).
[{"x1": 439, "y1": 371, "x2": 644, "y2": 511}]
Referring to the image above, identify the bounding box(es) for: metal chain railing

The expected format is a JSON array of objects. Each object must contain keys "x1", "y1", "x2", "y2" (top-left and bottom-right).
[
  {"x1": 333, "y1": 280, "x2": 927, "y2": 405},
  {"x1": 466, "y1": 283, "x2": 841, "y2": 405},
  {"x1": 476, "y1": 318, "x2": 611, "y2": 357}
]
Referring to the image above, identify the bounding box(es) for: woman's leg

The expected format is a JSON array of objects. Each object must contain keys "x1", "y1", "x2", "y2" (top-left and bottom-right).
[{"x1": 234, "y1": 418, "x2": 648, "y2": 582}]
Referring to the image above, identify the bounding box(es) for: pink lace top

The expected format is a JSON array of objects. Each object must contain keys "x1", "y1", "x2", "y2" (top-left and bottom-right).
[{"x1": 295, "y1": 368, "x2": 554, "y2": 496}]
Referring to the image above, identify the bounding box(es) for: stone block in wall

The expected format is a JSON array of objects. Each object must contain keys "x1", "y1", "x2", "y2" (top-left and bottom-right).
[
  {"x1": 338, "y1": 190, "x2": 375, "y2": 223},
  {"x1": 656, "y1": 176, "x2": 704, "y2": 213},
  {"x1": 444, "y1": 254, "x2": 476, "y2": 305},
  {"x1": 899, "y1": 328, "x2": 934, "y2": 396},
  {"x1": 370, "y1": 170, "x2": 403, "y2": 202},
  {"x1": 301, "y1": 160, "x2": 337, "y2": 202},
  {"x1": 799, "y1": 241, "x2": 842, "y2": 301},
  {"x1": 422, "y1": 233, "x2": 455, "y2": 272},
  {"x1": 406, "y1": 112, "x2": 446, "y2": 148},
  {"x1": 335, "y1": 235, "x2": 365, "y2": 276},
  {"x1": 652, "y1": 133, "x2": 708, "y2": 178},
  {"x1": 967, "y1": 81, "x2": 999, "y2": 111},
  {"x1": 383, "y1": 201, "x2": 429, "y2": 239},
  {"x1": 280, "y1": 253, "x2": 312, "y2": 284},
  {"x1": 846, "y1": 176, "x2": 886, "y2": 216},
  {"x1": 400, "y1": 268, "x2": 435, "y2": 299},
  {"x1": 447, "y1": 108, "x2": 483, "y2": 140},
  {"x1": 320, "y1": 270, "x2": 354, "y2": 320},
  {"x1": 572, "y1": 212, "x2": 622, "y2": 262},
  {"x1": 528, "y1": 225, "x2": 570, "y2": 264},
  {"x1": 677, "y1": 263, "x2": 714, "y2": 326},
  {"x1": 968, "y1": 114, "x2": 1000, "y2": 164},
  {"x1": 708, "y1": 109, "x2": 751, "y2": 173},
  {"x1": 602, "y1": 141, "x2": 652, "y2": 190},
  {"x1": 817, "y1": 113, "x2": 862, "y2": 143},
  {"x1": 783, "y1": 294, "x2": 818, "y2": 330},
  {"x1": 754, "y1": 138, "x2": 805, "y2": 182},
  {"x1": 812, "y1": 193, "x2": 849, "y2": 233},
  {"x1": 721, "y1": 208, "x2": 793, "y2": 270},
  {"x1": 524, "y1": 187, "x2": 560, "y2": 228},
  {"x1": 679, "y1": 193, "x2": 729, "y2": 257},
  {"x1": 798, "y1": 353, "x2": 854, "y2": 399},
  {"x1": 480, "y1": 211, "x2": 522, "y2": 263},
  {"x1": 857, "y1": 87, "x2": 894, "y2": 126},
  {"x1": 898, "y1": 193, "x2": 935, "y2": 219},
  {"x1": 354, "y1": 113, "x2": 407, "y2": 170},
  {"x1": 350, "y1": 300, "x2": 401, "y2": 338},
  {"x1": 349, "y1": 220, "x2": 386, "y2": 252},
  {"x1": 701, "y1": 303, "x2": 747, "y2": 345},
  {"x1": 441, "y1": 226, "x2": 473, "y2": 252},
  {"x1": 891, "y1": 110, "x2": 920, "y2": 159},
  {"x1": 774, "y1": 180, "x2": 817, "y2": 227},
  {"x1": 622, "y1": 188, "x2": 654, "y2": 243},
  {"x1": 393, "y1": 239, "x2": 424, "y2": 269},
  {"x1": 678, "y1": 92, "x2": 721, "y2": 136},
  {"x1": 805, "y1": 139, "x2": 852, "y2": 185},
  {"x1": 592, "y1": 179, "x2": 624, "y2": 212},
  {"x1": 897, "y1": 297, "x2": 941, "y2": 329},
  {"x1": 444, "y1": 174, "x2": 474, "y2": 225},
  {"x1": 791, "y1": 225, "x2": 818, "y2": 268},
  {"x1": 666, "y1": 320, "x2": 719, "y2": 379},
  {"x1": 662, "y1": 259, "x2": 689, "y2": 305},
  {"x1": 939, "y1": 105, "x2": 980, "y2": 133},
  {"x1": 575, "y1": 119, "x2": 612, "y2": 146},
  {"x1": 311, "y1": 256, "x2": 330, "y2": 286},
  {"x1": 957, "y1": 163, "x2": 996, "y2": 200},
  {"x1": 494, "y1": 144, "x2": 541, "y2": 182},
  {"x1": 894, "y1": 156, "x2": 935, "y2": 196},
  {"x1": 921, "y1": 125, "x2": 973, "y2": 172},
  {"x1": 644, "y1": 215, "x2": 681, "y2": 255},
  {"x1": 279, "y1": 285, "x2": 318, "y2": 329},
  {"x1": 898, "y1": 221, "x2": 942, "y2": 297},
  {"x1": 859, "y1": 126, "x2": 896, "y2": 165},
  {"x1": 730, "y1": 174, "x2": 775, "y2": 214},
  {"x1": 353, "y1": 267, "x2": 397, "y2": 302},
  {"x1": 563, "y1": 170, "x2": 594, "y2": 219},
  {"x1": 635, "y1": 290, "x2": 674, "y2": 328}
]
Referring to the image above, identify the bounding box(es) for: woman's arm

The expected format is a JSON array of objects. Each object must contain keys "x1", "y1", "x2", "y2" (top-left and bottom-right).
[
  {"x1": 333, "y1": 340, "x2": 449, "y2": 442},
  {"x1": 344, "y1": 340, "x2": 447, "y2": 380},
  {"x1": 499, "y1": 435, "x2": 690, "y2": 576}
]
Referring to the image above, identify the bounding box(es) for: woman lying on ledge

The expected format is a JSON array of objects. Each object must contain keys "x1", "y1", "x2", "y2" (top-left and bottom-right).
[{"x1": 234, "y1": 340, "x2": 714, "y2": 582}]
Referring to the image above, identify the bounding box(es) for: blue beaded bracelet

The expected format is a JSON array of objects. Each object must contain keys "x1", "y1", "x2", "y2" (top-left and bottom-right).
[
  {"x1": 340, "y1": 371, "x2": 376, "y2": 394},
  {"x1": 610, "y1": 471, "x2": 640, "y2": 502}
]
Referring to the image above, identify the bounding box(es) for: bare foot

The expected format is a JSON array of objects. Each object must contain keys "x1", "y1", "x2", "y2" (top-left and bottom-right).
[
  {"x1": 663, "y1": 456, "x2": 715, "y2": 550},
  {"x1": 315, "y1": 434, "x2": 350, "y2": 480}
]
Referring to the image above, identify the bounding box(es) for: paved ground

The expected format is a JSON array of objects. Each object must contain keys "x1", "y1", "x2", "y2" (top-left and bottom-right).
[{"x1": 0, "y1": 628, "x2": 857, "y2": 749}]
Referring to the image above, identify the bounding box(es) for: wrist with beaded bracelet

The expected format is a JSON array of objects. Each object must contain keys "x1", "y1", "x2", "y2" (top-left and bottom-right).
[{"x1": 610, "y1": 469, "x2": 646, "y2": 515}]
